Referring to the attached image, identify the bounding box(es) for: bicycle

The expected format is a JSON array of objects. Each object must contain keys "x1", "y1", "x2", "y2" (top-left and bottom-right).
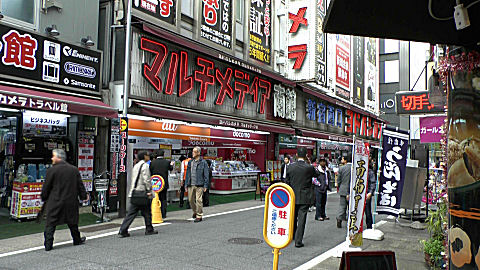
[{"x1": 93, "y1": 171, "x2": 111, "y2": 223}]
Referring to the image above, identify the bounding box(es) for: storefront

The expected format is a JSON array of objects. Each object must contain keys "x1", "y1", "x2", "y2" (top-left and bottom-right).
[{"x1": 0, "y1": 24, "x2": 117, "y2": 219}]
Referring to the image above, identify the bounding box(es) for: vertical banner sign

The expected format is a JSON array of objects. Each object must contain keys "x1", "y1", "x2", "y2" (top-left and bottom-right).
[
  {"x1": 119, "y1": 118, "x2": 128, "y2": 173},
  {"x1": 376, "y1": 128, "x2": 409, "y2": 216},
  {"x1": 78, "y1": 131, "x2": 95, "y2": 192},
  {"x1": 352, "y1": 36, "x2": 365, "y2": 107},
  {"x1": 365, "y1": 37, "x2": 377, "y2": 113},
  {"x1": 347, "y1": 140, "x2": 370, "y2": 247},
  {"x1": 249, "y1": 0, "x2": 272, "y2": 65},
  {"x1": 132, "y1": 0, "x2": 176, "y2": 25},
  {"x1": 109, "y1": 118, "x2": 121, "y2": 196},
  {"x1": 419, "y1": 116, "x2": 445, "y2": 143},
  {"x1": 200, "y1": 0, "x2": 232, "y2": 49},
  {"x1": 315, "y1": 0, "x2": 326, "y2": 86},
  {"x1": 335, "y1": 35, "x2": 351, "y2": 101},
  {"x1": 326, "y1": 33, "x2": 336, "y2": 93}
]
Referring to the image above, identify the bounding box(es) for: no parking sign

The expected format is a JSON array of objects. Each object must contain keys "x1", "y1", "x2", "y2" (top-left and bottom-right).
[
  {"x1": 263, "y1": 183, "x2": 295, "y2": 249},
  {"x1": 151, "y1": 175, "x2": 165, "y2": 193}
]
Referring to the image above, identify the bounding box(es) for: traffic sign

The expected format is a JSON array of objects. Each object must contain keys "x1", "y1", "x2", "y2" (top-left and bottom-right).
[
  {"x1": 263, "y1": 183, "x2": 295, "y2": 249},
  {"x1": 151, "y1": 175, "x2": 165, "y2": 192}
]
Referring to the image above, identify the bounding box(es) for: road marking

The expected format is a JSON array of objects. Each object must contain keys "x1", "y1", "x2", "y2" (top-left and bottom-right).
[
  {"x1": 0, "y1": 223, "x2": 171, "y2": 258},
  {"x1": 292, "y1": 220, "x2": 388, "y2": 270},
  {"x1": 187, "y1": 205, "x2": 265, "y2": 220}
]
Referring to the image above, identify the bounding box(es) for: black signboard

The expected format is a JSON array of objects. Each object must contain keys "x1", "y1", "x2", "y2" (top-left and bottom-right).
[
  {"x1": 200, "y1": 0, "x2": 233, "y2": 49},
  {"x1": 315, "y1": 0, "x2": 326, "y2": 85},
  {"x1": 352, "y1": 36, "x2": 365, "y2": 107},
  {"x1": 339, "y1": 251, "x2": 397, "y2": 270},
  {"x1": 0, "y1": 24, "x2": 101, "y2": 92},
  {"x1": 395, "y1": 90, "x2": 446, "y2": 114},
  {"x1": 249, "y1": 0, "x2": 272, "y2": 65},
  {"x1": 132, "y1": 0, "x2": 176, "y2": 25}
]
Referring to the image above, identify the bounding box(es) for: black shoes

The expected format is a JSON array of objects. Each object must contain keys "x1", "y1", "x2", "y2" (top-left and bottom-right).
[
  {"x1": 192, "y1": 213, "x2": 197, "y2": 219},
  {"x1": 295, "y1": 243, "x2": 304, "y2": 248},
  {"x1": 336, "y1": 219, "x2": 342, "y2": 228},
  {"x1": 145, "y1": 230, "x2": 158, "y2": 235},
  {"x1": 45, "y1": 246, "x2": 53, "y2": 251},
  {"x1": 118, "y1": 232, "x2": 130, "y2": 238},
  {"x1": 74, "y1": 236, "x2": 86, "y2": 245},
  {"x1": 194, "y1": 217, "x2": 202, "y2": 223}
]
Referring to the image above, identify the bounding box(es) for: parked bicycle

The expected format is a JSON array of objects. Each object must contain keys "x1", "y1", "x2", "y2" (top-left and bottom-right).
[{"x1": 93, "y1": 171, "x2": 111, "y2": 223}]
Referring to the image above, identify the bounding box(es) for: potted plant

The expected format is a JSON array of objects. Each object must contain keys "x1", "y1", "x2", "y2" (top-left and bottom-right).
[{"x1": 421, "y1": 200, "x2": 447, "y2": 269}]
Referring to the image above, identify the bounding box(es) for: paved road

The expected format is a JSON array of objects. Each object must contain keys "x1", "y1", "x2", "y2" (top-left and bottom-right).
[{"x1": 0, "y1": 193, "x2": 357, "y2": 270}]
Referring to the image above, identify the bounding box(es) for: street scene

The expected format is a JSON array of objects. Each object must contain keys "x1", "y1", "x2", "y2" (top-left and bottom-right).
[{"x1": 0, "y1": 0, "x2": 474, "y2": 269}]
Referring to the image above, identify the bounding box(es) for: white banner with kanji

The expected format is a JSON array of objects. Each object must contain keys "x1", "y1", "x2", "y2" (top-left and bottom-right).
[{"x1": 347, "y1": 139, "x2": 370, "y2": 246}]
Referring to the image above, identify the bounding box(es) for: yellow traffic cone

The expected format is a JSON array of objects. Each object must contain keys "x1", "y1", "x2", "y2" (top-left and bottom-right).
[{"x1": 151, "y1": 191, "x2": 163, "y2": 224}]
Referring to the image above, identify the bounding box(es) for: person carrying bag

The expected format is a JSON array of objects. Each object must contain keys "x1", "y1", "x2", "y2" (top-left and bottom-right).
[{"x1": 118, "y1": 151, "x2": 158, "y2": 237}]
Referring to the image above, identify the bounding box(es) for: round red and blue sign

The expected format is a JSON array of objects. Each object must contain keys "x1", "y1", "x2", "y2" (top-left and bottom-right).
[{"x1": 151, "y1": 175, "x2": 165, "y2": 193}]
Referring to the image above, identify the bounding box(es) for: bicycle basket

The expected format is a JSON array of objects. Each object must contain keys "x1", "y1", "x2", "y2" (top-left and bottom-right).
[{"x1": 94, "y1": 179, "x2": 109, "y2": 191}]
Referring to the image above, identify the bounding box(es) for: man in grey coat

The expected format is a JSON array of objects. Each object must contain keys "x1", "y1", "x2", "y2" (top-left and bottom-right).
[
  {"x1": 185, "y1": 146, "x2": 210, "y2": 223},
  {"x1": 336, "y1": 155, "x2": 352, "y2": 228}
]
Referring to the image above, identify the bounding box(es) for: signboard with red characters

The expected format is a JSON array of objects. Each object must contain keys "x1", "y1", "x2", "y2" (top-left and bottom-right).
[
  {"x1": 335, "y1": 35, "x2": 351, "y2": 101},
  {"x1": 345, "y1": 109, "x2": 382, "y2": 140},
  {"x1": 132, "y1": 32, "x2": 273, "y2": 118},
  {"x1": 132, "y1": 0, "x2": 177, "y2": 26},
  {"x1": 199, "y1": 0, "x2": 233, "y2": 50},
  {"x1": 263, "y1": 183, "x2": 295, "y2": 249},
  {"x1": 395, "y1": 90, "x2": 445, "y2": 114},
  {"x1": 0, "y1": 24, "x2": 101, "y2": 93},
  {"x1": 11, "y1": 181, "x2": 44, "y2": 219}
]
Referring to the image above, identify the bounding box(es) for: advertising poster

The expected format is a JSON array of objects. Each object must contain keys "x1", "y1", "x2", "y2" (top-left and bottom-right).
[
  {"x1": 109, "y1": 118, "x2": 120, "y2": 196},
  {"x1": 22, "y1": 111, "x2": 68, "y2": 138},
  {"x1": 249, "y1": 0, "x2": 271, "y2": 65},
  {"x1": 376, "y1": 128, "x2": 409, "y2": 216},
  {"x1": 315, "y1": 0, "x2": 326, "y2": 86},
  {"x1": 352, "y1": 36, "x2": 365, "y2": 107},
  {"x1": 419, "y1": 116, "x2": 445, "y2": 143},
  {"x1": 365, "y1": 37, "x2": 377, "y2": 113},
  {"x1": 335, "y1": 35, "x2": 350, "y2": 101},
  {"x1": 78, "y1": 131, "x2": 95, "y2": 192},
  {"x1": 347, "y1": 140, "x2": 369, "y2": 246},
  {"x1": 326, "y1": 34, "x2": 337, "y2": 93},
  {"x1": 10, "y1": 182, "x2": 44, "y2": 218},
  {"x1": 132, "y1": 0, "x2": 176, "y2": 25},
  {"x1": 444, "y1": 58, "x2": 480, "y2": 269},
  {"x1": 200, "y1": 0, "x2": 232, "y2": 49}
]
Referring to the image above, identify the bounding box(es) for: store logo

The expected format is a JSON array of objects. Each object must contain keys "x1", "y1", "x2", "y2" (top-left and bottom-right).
[
  {"x1": 232, "y1": 131, "x2": 251, "y2": 138},
  {"x1": 43, "y1": 40, "x2": 60, "y2": 62},
  {"x1": 62, "y1": 46, "x2": 99, "y2": 63},
  {"x1": 42, "y1": 61, "x2": 60, "y2": 83},
  {"x1": 64, "y1": 62, "x2": 96, "y2": 78},
  {"x1": 162, "y1": 123, "x2": 178, "y2": 131}
]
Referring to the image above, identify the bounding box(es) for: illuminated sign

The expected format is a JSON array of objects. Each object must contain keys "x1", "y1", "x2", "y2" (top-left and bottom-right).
[
  {"x1": 395, "y1": 90, "x2": 444, "y2": 114},
  {"x1": 345, "y1": 109, "x2": 382, "y2": 140}
]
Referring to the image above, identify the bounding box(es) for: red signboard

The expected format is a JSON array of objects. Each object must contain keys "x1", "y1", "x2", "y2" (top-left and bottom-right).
[
  {"x1": 336, "y1": 46, "x2": 350, "y2": 89},
  {"x1": 344, "y1": 109, "x2": 382, "y2": 140},
  {"x1": 395, "y1": 91, "x2": 445, "y2": 114}
]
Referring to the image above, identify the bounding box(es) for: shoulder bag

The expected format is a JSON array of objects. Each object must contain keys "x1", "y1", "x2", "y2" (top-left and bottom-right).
[{"x1": 130, "y1": 164, "x2": 149, "y2": 206}]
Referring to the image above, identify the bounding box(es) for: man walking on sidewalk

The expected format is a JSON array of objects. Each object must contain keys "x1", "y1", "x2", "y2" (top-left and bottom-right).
[
  {"x1": 336, "y1": 155, "x2": 352, "y2": 228},
  {"x1": 118, "y1": 151, "x2": 158, "y2": 237},
  {"x1": 41, "y1": 149, "x2": 88, "y2": 251},
  {"x1": 313, "y1": 157, "x2": 332, "y2": 221},
  {"x1": 185, "y1": 146, "x2": 210, "y2": 223},
  {"x1": 286, "y1": 147, "x2": 320, "y2": 248}
]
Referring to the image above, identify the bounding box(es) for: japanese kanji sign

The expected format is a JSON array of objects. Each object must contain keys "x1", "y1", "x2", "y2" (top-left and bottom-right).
[
  {"x1": 132, "y1": 0, "x2": 176, "y2": 25},
  {"x1": 395, "y1": 90, "x2": 445, "y2": 114},
  {"x1": 347, "y1": 140, "x2": 370, "y2": 247},
  {"x1": 419, "y1": 116, "x2": 445, "y2": 143},
  {"x1": 315, "y1": 0, "x2": 326, "y2": 85},
  {"x1": 335, "y1": 34, "x2": 350, "y2": 100},
  {"x1": 199, "y1": 0, "x2": 232, "y2": 49},
  {"x1": 365, "y1": 38, "x2": 378, "y2": 114},
  {"x1": 119, "y1": 118, "x2": 128, "y2": 174},
  {"x1": 249, "y1": 0, "x2": 271, "y2": 65},
  {"x1": 352, "y1": 36, "x2": 365, "y2": 108},
  {"x1": 273, "y1": 84, "x2": 296, "y2": 121},
  {"x1": 376, "y1": 128, "x2": 409, "y2": 216},
  {"x1": 22, "y1": 111, "x2": 67, "y2": 138},
  {"x1": 0, "y1": 24, "x2": 101, "y2": 92},
  {"x1": 305, "y1": 98, "x2": 343, "y2": 129},
  {"x1": 263, "y1": 183, "x2": 295, "y2": 249},
  {"x1": 344, "y1": 109, "x2": 382, "y2": 140},
  {"x1": 78, "y1": 131, "x2": 95, "y2": 191}
]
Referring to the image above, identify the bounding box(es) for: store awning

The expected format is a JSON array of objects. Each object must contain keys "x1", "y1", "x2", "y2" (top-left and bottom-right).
[
  {"x1": 323, "y1": 0, "x2": 480, "y2": 47},
  {"x1": 298, "y1": 128, "x2": 354, "y2": 143},
  {"x1": 134, "y1": 101, "x2": 295, "y2": 135},
  {"x1": 0, "y1": 84, "x2": 118, "y2": 118}
]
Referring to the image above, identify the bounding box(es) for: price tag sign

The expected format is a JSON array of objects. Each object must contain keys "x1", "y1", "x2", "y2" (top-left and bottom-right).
[
  {"x1": 263, "y1": 183, "x2": 295, "y2": 249},
  {"x1": 151, "y1": 175, "x2": 165, "y2": 193}
]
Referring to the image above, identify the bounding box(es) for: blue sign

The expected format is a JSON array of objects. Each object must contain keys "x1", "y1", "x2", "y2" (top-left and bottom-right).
[{"x1": 271, "y1": 189, "x2": 289, "y2": 208}]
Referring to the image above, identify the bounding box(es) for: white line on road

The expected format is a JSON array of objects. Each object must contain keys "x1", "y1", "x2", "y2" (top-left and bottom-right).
[
  {"x1": 187, "y1": 205, "x2": 265, "y2": 220},
  {"x1": 292, "y1": 220, "x2": 388, "y2": 270}
]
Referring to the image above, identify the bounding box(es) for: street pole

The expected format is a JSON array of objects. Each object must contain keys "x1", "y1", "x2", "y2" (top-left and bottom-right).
[
  {"x1": 272, "y1": 248, "x2": 280, "y2": 270},
  {"x1": 118, "y1": 0, "x2": 133, "y2": 218}
]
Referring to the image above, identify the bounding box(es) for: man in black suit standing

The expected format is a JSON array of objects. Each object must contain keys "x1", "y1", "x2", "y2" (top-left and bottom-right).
[
  {"x1": 286, "y1": 147, "x2": 320, "y2": 248},
  {"x1": 149, "y1": 150, "x2": 173, "y2": 218},
  {"x1": 280, "y1": 155, "x2": 291, "y2": 182}
]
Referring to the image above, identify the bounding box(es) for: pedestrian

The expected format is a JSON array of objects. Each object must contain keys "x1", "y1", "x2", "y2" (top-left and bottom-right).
[
  {"x1": 286, "y1": 147, "x2": 320, "y2": 248},
  {"x1": 179, "y1": 151, "x2": 192, "y2": 208},
  {"x1": 313, "y1": 157, "x2": 332, "y2": 221},
  {"x1": 40, "y1": 149, "x2": 88, "y2": 251},
  {"x1": 308, "y1": 155, "x2": 318, "y2": 212},
  {"x1": 149, "y1": 149, "x2": 174, "y2": 218},
  {"x1": 364, "y1": 155, "x2": 377, "y2": 229},
  {"x1": 336, "y1": 155, "x2": 352, "y2": 228},
  {"x1": 280, "y1": 155, "x2": 291, "y2": 182},
  {"x1": 185, "y1": 146, "x2": 210, "y2": 222},
  {"x1": 118, "y1": 151, "x2": 158, "y2": 237},
  {"x1": 203, "y1": 159, "x2": 213, "y2": 207}
]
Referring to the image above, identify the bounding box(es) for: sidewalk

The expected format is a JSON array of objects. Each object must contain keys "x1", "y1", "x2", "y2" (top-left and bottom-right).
[
  {"x1": 309, "y1": 219, "x2": 430, "y2": 270},
  {"x1": 0, "y1": 199, "x2": 264, "y2": 255}
]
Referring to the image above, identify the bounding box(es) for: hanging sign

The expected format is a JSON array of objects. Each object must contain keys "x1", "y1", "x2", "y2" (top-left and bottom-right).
[
  {"x1": 335, "y1": 35, "x2": 350, "y2": 101},
  {"x1": 199, "y1": 0, "x2": 232, "y2": 49},
  {"x1": 365, "y1": 38, "x2": 378, "y2": 113},
  {"x1": 419, "y1": 116, "x2": 445, "y2": 143},
  {"x1": 263, "y1": 183, "x2": 295, "y2": 249},
  {"x1": 119, "y1": 118, "x2": 128, "y2": 173},
  {"x1": 347, "y1": 140, "x2": 370, "y2": 247},
  {"x1": 273, "y1": 85, "x2": 296, "y2": 121},
  {"x1": 315, "y1": 0, "x2": 326, "y2": 85},
  {"x1": 376, "y1": 128, "x2": 409, "y2": 216},
  {"x1": 249, "y1": 0, "x2": 272, "y2": 64},
  {"x1": 352, "y1": 36, "x2": 365, "y2": 107},
  {"x1": 395, "y1": 90, "x2": 445, "y2": 114},
  {"x1": 132, "y1": 0, "x2": 176, "y2": 25}
]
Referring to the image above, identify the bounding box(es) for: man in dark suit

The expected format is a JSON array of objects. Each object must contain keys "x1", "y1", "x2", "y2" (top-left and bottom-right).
[
  {"x1": 336, "y1": 155, "x2": 352, "y2": 228},
  {"x1": 280, "y1": 155, "x2": 291, "y2": 182},
  {"x1": 313, "y1": 157, "x2": 332, "y2": 221},
  {"x1": 286, "y1": 147, "x2": 320, "y2": 248},
  {"x1": 41, "y1": 149, "x2": 88, "y2": 251},
  {"x1": 149, "y1": 149, "x2": 173, "y2": 218}
]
